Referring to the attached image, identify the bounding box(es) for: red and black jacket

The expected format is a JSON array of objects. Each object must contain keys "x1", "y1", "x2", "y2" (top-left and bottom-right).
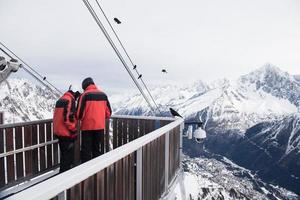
[
  {"x1": 53, "y1": 92, "x2": 77, "y2": 138},
  {"x1": 76, "y1": 84, "x2": 111, "y2": 131}
]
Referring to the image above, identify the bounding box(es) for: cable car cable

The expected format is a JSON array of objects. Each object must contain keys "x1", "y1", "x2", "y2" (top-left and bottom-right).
[
  {"x1": 94, "y1": 0, "x2": 163, "y2": 115},
  {"x1": 0, "y1": 41, "x2": 62, "y2": 95},
  {"x1": 22, "y1": 65, "x2": 58, "y2": 94},
  {"x1": 0, "y1": 44, "x2": 61, "y2": 96},
  {"x1": 0, "y1": 47, "x2": 13, "y2": 59},
  {"x1": 84, "y1": 0, "x2": 157, "y2": 115},
  {"x1": 82, "y1": 0, "x2": 157, "y2": 115}
]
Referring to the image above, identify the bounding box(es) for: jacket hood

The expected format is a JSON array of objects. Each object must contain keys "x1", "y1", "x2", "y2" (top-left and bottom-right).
[{"x1": 64, "y1": 91, "x2": 75, "y2": 99}]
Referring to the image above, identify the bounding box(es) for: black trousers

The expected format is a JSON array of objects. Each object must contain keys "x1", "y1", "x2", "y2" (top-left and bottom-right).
[
  {"x1": 81, "y1": 129, "x2": 104, "y2": 163},
  {"x1": 58, "y1": 136, "x2": 75, "y2": 173}
]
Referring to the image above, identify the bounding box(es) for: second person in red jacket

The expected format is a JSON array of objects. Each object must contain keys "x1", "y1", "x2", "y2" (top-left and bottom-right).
[
  {"x1": 77, "y1": 77, "x2": 112, "y2": 163},
  {"x1": 53, "y1": 89, "x2": 80, "y2": 173}
]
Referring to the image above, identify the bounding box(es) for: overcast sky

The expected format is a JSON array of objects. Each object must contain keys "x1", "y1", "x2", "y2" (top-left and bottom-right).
[{"x1": 0, "y1": 0, "x2": 300, "y2": 94}]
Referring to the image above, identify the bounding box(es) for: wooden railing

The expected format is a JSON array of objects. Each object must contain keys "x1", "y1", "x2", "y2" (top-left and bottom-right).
[
  {"x1": 4, "y1": 116, "x2": 183, "y2": 200},
  {"x1": 0, "y1": 119, "x2": 59, "y2": 190},
  {"x1": 0, "y1": 116, "x2": 176, "y2": 194}
]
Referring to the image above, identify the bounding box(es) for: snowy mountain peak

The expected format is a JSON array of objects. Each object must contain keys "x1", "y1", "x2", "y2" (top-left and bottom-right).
[
  {"x1": 190, "y1": 80, "x2": 209, "y2": 92},
  {"x1": 260, "y1": 62, "x2": 285, "y2": 75},
  {"x1": 237, "y1": 64, "x2": 300, "y2": 107},
  {"x1": 239, "y1": 63, "x2": 292, "y2": 85},
  {"x1": 208, "y1": 78, "x2": 230, "y2": 90}
]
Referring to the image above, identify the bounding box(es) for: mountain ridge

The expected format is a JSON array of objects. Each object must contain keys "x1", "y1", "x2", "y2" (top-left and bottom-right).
[
  {"x1": 113, "y1": 63, "x2": 299, "y2": 132},
  {"x1": 0, "y1": 77, "x2": 57, "y2": 124}
]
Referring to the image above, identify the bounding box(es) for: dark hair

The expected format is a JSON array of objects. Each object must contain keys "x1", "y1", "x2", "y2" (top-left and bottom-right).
[{"x1": 82, "y1": 77, "x2": 94, "y2": 90}]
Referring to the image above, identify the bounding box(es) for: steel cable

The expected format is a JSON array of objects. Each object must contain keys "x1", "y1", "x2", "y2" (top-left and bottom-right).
[
  {"x1": 82, "y1": 0, "x2": 157, "y2": 115},
  {"x1": 0, "y1": 42, "x2": 62, "y2": 95},
  {"x1": 0, "y1": 45, "x2": 60, "y2": 96},
  {"x1": 94, "y1": 0, "x2": 163, "y2": 115}
]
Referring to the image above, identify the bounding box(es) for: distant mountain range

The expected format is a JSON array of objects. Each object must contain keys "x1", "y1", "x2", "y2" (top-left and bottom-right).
[
  {"x1": 113, "y1": 63, "x2": 299, "y2": 133},
  {"x1": 113, "y1": 63, "x2": 300, "y2": 196}
]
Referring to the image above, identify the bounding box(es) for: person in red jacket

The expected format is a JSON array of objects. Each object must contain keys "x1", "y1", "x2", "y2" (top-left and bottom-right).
[
  {"x1": 77, "y1": 77, "x2": 112, "y2": 163},
  {"x1": 53, "y1": 89, "x2": 79, "y2": 173}
]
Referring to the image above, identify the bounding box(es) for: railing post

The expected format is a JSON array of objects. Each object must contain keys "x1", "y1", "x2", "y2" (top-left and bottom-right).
[
  {"x1": 179, "y1": 123, "x2": 186, "y2": 199},
  {"x1": 164, "y1": 131, "x2": 169, "y2": 190},
  {"x1": 179, "y1": 123, "x2": 184, "y2": 166},
  {"x1": 136, "y1": 148, "x2": 143, "y2": 200},
  {"x1": 0, "y1": 112, "x2": 3, "y2": 125},
  {"x1": 57, "y1": 191, "x2": 66, "y2": 200},
  {"x1": 154, "y1": 120, "x2": 160, "y2": 129},
  {"x1": 3, "y1": 129, "x2": 8, "y2": 184}
]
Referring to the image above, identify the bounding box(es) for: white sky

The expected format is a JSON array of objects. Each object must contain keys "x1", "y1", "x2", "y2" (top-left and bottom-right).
[{"x1": 0, "y1": 0, "x2": 300, "y2": 94}]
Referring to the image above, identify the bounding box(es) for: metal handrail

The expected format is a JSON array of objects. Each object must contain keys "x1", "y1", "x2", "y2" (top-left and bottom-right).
[
  {"x1": 0, "y1": 115, "x2": 173, "y2": 159},
  {"x1": 0, "y1": 119, "x2": 52, "y2": 129},
  {"x1": 0, "y1": 140, "x2": 58, "y2": 158},
  {"x1": 111, "y1": 114, "x2": 174, "y2": 121},
  {"x1": 7, "y1": 118, "x2": 184, "y2": 200}
]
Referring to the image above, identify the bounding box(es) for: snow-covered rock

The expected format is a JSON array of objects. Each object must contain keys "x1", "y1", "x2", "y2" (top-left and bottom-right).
[
  {"x1": 0, "y1": 77, "x2": 57, "y2": 124},
  {"x1": 173, "y1": 155, "x2": 299, "y2": 200}
]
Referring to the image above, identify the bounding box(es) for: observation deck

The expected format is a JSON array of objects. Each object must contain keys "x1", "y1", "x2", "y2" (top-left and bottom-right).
[{"x1": 0, "y1": 115, "x2": 184, "y2": 200}]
